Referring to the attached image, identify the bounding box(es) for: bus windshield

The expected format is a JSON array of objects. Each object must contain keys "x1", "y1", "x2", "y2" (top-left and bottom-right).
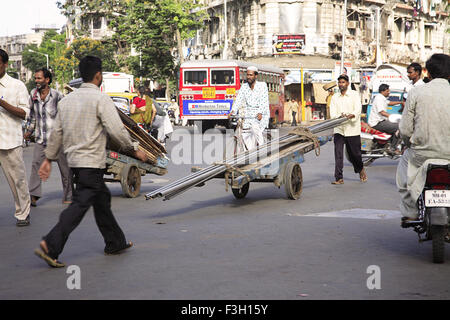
[
  {"x1": 184, "y1": 70, "x2": 207, "y2": 86},
  {"x1": 211, "y1": 69, "x2": 235, "y2": 85}
]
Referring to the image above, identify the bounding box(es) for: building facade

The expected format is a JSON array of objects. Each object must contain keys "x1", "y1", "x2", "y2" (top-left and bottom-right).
[
  {"x1": 187, "y1": 0, "x2": 449, "y2": 66},
  {"x1": 0, "y1": 25, "x2": 60, "y2": 81}
]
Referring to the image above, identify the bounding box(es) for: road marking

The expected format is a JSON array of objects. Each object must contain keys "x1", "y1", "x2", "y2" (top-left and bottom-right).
[
  {"x1": 144, "y1": 178, "x2": 170, "y2": 184},
  {"x1": 286, "y1": 208, "x2": 402, "y2": 220}
]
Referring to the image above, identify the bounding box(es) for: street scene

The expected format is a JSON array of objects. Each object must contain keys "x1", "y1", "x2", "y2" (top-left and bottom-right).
[{"x1": 0, "y1": 0, "x2": 450, "y2": 305}]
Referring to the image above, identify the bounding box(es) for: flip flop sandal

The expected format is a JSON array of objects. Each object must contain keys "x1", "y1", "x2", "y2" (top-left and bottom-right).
[
  {"x1": 104, "y1": 241, "x2": 133, "y2": 255},
  {"x1": 331, "y1": 179, "x2": 344, "y2": 185},
  {"x1": 34, "y1": 249, "x2": 65, "y2": 268}
]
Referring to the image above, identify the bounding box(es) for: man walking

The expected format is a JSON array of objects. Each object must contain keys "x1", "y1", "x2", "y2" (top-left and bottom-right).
[
  {"x1": 330, "y1": 75, "x2": 367, "y2": 185},
  {"x1": 0, "y1": 49, "x2": 31, "y2": 226},
  {"x1": 25, "y1": 68, "x2": 72, "y2": 207},
  {"x1": 34, "y1": 56, "x2": 148, "y2": 267},
  {"x1": 230, "y1": 66, "x2": 269, "y2": 150}
]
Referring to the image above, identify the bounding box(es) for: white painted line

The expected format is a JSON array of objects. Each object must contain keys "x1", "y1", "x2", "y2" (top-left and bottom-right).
[{"x1": 286, "y1": 208, "x2": 402, "y2": 220}]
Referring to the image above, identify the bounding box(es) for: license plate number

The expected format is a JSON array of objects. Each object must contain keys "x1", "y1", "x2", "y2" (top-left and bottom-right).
[
  {"x1": 202, "y1": 87, "x2": 216, "y2": 99},
  {"x1": 425, "y1": 190, "x2": 450, "y2": 207}
]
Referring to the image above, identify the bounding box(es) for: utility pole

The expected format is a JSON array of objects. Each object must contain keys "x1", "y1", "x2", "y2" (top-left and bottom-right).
[
  {"x1": 223, "y1": 0, "x2": 228, "y2": 59},
  {"x1": 375, "y1": 7, "x2": 382, "y2": 67},
  {"x1": 340, "y1": 0, "x2": 348, "y2": 74}
]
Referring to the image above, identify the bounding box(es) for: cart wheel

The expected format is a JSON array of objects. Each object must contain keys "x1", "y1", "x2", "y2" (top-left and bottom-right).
[
  {"x1": 232, "y1": 182, "x2": 250, "y2": 199},
  {"x1": 121, "y1": 164, "x2": 141, "y2": 198},
  {"x1": 284, "y1": 162, "x2": 303, "y2": 200}
]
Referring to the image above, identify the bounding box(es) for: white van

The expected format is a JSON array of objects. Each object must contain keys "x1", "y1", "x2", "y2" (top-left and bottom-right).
[{"x1": 68, "y1": 72, "x2": 135, "y2": 93}]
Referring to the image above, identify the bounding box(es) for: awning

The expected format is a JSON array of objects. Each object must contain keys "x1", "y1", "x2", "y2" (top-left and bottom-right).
[{"x1": 312, "y1": 83, "x2": 329, "y2": 104}]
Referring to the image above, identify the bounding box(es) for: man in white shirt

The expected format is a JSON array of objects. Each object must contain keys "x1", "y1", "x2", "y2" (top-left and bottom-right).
[
  {"x1": 407, "y1": 62, "x2": 425, "y2": 88},
  {"x1": 230, "y1": 66, "x2": 269, "y2": 151},
  {"x1": 0, "y1": 49, "x2": 31, "y2": 226},
  {"x1": 330, "y1": 74, "x2": 367, "y2": 184},
  {"x1": 368, "y1": 84, "x2": 401, "y2": 152}
]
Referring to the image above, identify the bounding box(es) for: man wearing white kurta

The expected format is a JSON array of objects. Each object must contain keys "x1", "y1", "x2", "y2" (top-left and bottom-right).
[{"x1": 231, "y1": 66, "x2": 269, "y2": 151}]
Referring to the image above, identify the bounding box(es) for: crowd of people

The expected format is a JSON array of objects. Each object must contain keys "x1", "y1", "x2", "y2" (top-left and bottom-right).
[{"x1": 0, "y1": 46, "x2": 449, "y2": 267}]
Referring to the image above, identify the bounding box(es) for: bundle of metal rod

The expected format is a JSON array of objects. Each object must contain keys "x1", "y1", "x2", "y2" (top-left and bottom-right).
[
  {"x1": 145, "y1": 117, "x2": 348, "y2": 201},
  {"x1": 109, "y1": 108, "x2": 167, "y2": 165}
]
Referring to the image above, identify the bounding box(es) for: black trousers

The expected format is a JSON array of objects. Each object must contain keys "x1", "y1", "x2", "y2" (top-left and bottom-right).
[
  {"x1": 333, "y1": 134, "x2": 364, "y2": 181},
  {"x1": 43, "y1": 168, "x2": 127, "y2": 259},
  {"x1": 373, "y1": 120, "x2": 399, "y2": 148}
]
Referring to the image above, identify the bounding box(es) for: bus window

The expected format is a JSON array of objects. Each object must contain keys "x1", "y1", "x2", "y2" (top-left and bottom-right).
[
  {"x1": 211, "y1": 69, "x2": 235, "y2": 85},
  {"x1": 184, "y1": 70, "x2": 207, "y2": 86},
  {"x1": 240, "y1": 69, "x2": 246, "y2": 84}
]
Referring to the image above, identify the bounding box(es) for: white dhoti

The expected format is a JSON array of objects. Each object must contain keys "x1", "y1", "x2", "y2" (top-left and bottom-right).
[{"x1": 241, "y1": 123, "x2": 265, "y2": 151}]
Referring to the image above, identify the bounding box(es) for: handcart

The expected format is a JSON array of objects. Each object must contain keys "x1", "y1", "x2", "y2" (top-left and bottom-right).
[
  {"x1": 104, "y1": 149, "x2": 168, "y2": 198},
  {"x1": 193, "y1": 135, "x2": 331, "y2": 200}
]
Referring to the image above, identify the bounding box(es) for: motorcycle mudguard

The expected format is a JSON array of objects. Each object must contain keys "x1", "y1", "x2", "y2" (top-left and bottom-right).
[{"x1": 429, "y1": 207, "x2": 450, "y2": 226}]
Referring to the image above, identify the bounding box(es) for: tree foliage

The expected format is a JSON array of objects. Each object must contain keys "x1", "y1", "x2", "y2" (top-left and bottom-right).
[{"x1": 58, "y1": 0, "x2": 206, "y2": 83}]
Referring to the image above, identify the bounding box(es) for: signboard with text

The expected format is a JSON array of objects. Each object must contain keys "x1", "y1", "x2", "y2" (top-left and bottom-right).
[{"x1": 272, "y1": 34, "x2": 306, "y2": 55}]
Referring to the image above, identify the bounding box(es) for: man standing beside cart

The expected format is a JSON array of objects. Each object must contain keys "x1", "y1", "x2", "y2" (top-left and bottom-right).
[
  {"x1": 330, "y1": 74, "x2": 367, "y2": 185},
  {"x1": 35, "y1": 56, "x2": 148, "y2": 268},
  {"x1": 229, "y1": 66, "x2": 270, "y2": 151}
]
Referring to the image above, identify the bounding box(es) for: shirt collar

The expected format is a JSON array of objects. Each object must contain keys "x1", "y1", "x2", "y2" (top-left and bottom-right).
[
  {"x1": 338, "y1": 89, "x2": 351, "y2": 97},
  {"x1": 0, "y1": 73, "x2": 11, "y2": 88},
  {"x1": 80, "y1": 83, "x2": 100, "y2": 90},
  {"x1": 430, "y1": 78, "x2": 449, "y2": 85}
]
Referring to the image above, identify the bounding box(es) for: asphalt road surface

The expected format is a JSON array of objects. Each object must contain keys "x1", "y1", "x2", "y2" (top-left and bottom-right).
[{"x1": 1, "y1": 125, "x2": 449, "y2": 300}]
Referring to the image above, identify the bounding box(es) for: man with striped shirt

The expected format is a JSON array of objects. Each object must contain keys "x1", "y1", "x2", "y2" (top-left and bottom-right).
[{"x1": 25, "y1": 68, "x2": 72, "y2": 207}]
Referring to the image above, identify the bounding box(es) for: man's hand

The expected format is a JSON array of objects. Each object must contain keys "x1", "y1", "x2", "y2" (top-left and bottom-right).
[
  {"x1": 256, "y1": 113, "x2": 262, "y2": 121},
  {"x1": 345, "y1": 113, "x2": 355, "y2": 119},
  {"x1": 134, "y1": 149, "x2": 149, "y2": 163},
  {"x1": 38, "y1": 159, "x2": 52, "y2": 182},
  {"x1": 24, "y1": 131, "x2": 32, "y2": 141}
]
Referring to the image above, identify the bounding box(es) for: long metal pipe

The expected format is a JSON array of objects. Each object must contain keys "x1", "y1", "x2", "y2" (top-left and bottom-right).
[{"x1": 145, "y1": 117, "x2": 348, "y2": 200}]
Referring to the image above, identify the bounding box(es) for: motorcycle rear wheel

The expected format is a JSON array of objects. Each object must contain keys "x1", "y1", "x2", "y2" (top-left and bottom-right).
[{"x1": 431, "y1": 225, "x2": 445, "y2": 264}]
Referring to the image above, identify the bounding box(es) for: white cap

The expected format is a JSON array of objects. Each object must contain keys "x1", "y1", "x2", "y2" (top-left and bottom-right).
[{"x1": 247, "y1": 66, "x2": 258, "y2": 73}]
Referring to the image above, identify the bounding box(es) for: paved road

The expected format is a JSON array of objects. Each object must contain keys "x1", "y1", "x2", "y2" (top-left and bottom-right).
[{"x1": 1, "y1": 125, "x2": 449, "y2": 300}]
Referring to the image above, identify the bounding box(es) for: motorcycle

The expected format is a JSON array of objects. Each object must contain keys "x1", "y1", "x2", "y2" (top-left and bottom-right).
[
  {"x1": 349, "y1": 114, "x2": 403, "y2": 166},
  {"x1": 401, "y1": 160, "x2": 450, "y2": 263}
]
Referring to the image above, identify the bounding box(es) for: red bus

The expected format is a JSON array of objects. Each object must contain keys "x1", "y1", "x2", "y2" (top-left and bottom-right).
[{"x1": 179, "y1": 60, "x2": 285, "y2": 132}]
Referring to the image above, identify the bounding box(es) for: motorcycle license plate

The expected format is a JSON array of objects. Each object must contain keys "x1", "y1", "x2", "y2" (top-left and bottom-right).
[{"x1": 425, "y1": 190, "x2": 450, "y2": 207}]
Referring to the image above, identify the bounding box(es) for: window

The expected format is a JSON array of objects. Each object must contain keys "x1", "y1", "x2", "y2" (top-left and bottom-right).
[
  {"x1": 93, "y1": 16, "x2": 102, "y2": 30},
  {"x1": 239, "y1": 69, "x2": 246, "y2": 84},
  {"x1": 210, "y1": 69, "x2": 235, "y2": 85},
  {"x1": 424, "y1": 25, "x2": 433, "y2": 46},
  {"x1": 393, "y1": 18, "x2": 402, "y2": 42},
  {"x1": 184, "y1": 70, "x2": 207, "y2": 86}
]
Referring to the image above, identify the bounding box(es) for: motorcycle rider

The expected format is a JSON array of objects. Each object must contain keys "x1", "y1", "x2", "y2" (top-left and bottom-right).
[
  {"x1": 396, "y1": 53, "x2": 450, "y2": 222},
  {"x1": 367, "y1": 84, "x2": 403, "y2": 154}
]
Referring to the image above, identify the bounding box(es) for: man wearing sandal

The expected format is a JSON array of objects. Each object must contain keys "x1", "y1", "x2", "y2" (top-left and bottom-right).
[
  {"x1": 330, "y1": 74, "x2": 367, "y2": 185},
  {"x1": 34, "y1": 56, "x2": 148, "y2": 268}
]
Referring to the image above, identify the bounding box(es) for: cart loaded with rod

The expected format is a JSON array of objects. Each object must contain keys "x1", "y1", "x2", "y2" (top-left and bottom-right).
[
  {"x1": 105, "y1": 108, "x2": 169, "y2": 198},
  {"x1": 145, "y1": 117, "x2": 348, "y2": 202}
]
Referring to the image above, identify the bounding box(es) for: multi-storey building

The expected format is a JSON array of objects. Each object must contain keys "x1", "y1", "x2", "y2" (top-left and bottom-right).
[
  {"x1": 189, "y1": 0, "x2": 448, "y2": 64},
  {"x1": 0, "y1": 25, "x2": 60, "y2": 81}
]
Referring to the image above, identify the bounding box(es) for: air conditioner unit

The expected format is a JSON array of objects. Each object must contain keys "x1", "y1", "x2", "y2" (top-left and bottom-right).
[{"x1": 347, "y1": 21, "x2": 359, "y2": 29}]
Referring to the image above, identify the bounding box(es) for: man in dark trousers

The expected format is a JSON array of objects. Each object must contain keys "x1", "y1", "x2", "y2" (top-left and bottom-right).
[
  {"x1": 329, "y1": 75, "x2": 367, "y2": 185},
  {"x1": 35, "y1": 56, "x2": 148, "y2": 267}
]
